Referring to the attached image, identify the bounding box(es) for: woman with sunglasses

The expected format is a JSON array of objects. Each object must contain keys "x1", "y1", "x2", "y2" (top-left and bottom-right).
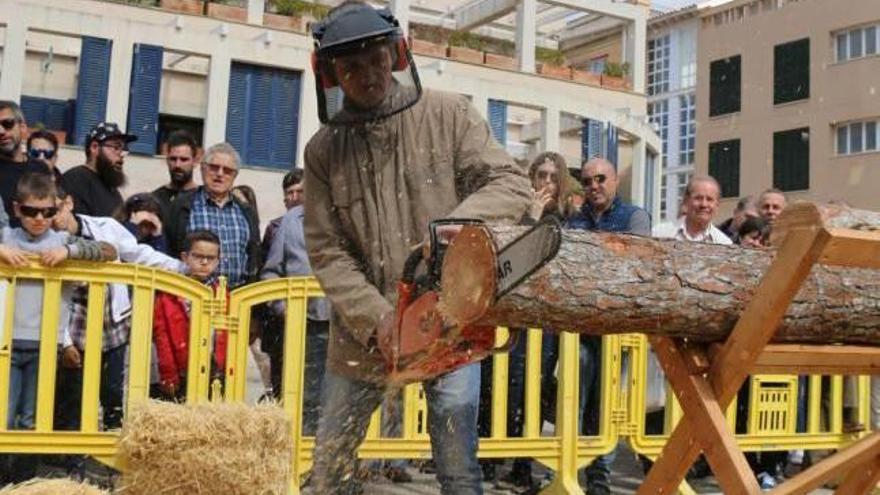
[{"x1": 26, "y1": 130, "x2": 61, "y2": 184}]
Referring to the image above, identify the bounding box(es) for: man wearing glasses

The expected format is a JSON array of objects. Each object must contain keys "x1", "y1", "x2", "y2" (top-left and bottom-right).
[
  {"x1": 567, "y1": 156, "x2": 650, "y2": 495},
  {"x1": 60, "y1": 122, "x2": 137, "y2": 218},
  {"x1": 0, "y1": 100, "x2": 51, "y2": 226},
  {"x1": 165, "y1": 142, "x2": 260, "y2": 289}
]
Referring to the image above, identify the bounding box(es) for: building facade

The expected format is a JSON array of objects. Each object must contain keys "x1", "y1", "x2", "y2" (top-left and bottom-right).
[
  {"x1": 0, "y1": 0, "x2": 660, "y2": 225},
  {"x1": 647, "y1": 7, "x2": 699, "y2": 221},
  {"x1": 696, "y1": 0, "x2": 880, "y2": 216}
]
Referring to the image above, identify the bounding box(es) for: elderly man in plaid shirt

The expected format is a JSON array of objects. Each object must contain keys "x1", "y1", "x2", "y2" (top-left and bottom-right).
[{"x1": 165, "y1": 143, "x2": 260, "y2": 289}]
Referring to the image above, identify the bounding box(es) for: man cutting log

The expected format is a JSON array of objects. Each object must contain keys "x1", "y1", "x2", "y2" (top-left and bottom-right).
[{"x1": 302, "y1": 2, "x2": 532, "y2": 492}]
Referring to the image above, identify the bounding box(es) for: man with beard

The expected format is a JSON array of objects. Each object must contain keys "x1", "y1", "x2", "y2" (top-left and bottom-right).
[
  {"x1": 152, "y1": 130, "x2": 199, "y2": 222},
  {"x1": 0, "y1": 100, "x2": 51, "y2": 225},
  {"x1": 61, "y1": 122, "x2": 137, "y2": 217}
]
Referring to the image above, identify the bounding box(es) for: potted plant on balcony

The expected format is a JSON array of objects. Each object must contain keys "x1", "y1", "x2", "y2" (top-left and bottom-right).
[
  {"x1": 446, "y1": 31, "x2": 485, "y2": 64},
  {"x1": 206, "y1": 0, "x2": 247, "y2": 22},
  {"x1": 265, "y1": 0, "x2": 328, "y2": 32},
  {"x1": 601, "y1": 62, "x2": 630, "y2": 89},
  {"x1": 159, "y1": 0, "x2": 203, "y2": 15},
  {"x1": 536, "y1": 48, "x2": 570, "y2": 79}
]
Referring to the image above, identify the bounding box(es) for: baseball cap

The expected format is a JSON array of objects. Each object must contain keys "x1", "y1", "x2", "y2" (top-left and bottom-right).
[{"x1": 86, "y1": 122, "x2": 138, "y2": 147}]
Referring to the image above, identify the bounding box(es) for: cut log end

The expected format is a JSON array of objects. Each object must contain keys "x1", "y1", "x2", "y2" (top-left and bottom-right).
[{"x1": 439, "y1": 225, "x2": 497, "y2": 326}]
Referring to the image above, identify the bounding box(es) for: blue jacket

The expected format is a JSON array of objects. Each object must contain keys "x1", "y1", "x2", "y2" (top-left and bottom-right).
[{"x1": 567, "y1": 196, "x2": 651, "y2": 235}]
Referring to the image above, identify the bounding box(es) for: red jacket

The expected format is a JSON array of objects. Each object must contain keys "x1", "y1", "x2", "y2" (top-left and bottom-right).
[{"x1": 153, "y1": 286, "x2": 228, "y2": 389}]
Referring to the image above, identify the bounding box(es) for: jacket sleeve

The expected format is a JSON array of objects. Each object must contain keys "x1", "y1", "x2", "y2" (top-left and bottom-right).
[
  {"x1": 164, "y1": 194, "x2": 189, "y2": 259},
  {"x1": 108, "y1": 218, "x2": 184, "y2": 271},
  {"x1": 260, "y1": 215, "x2": 286, "y2": 281},
  {"x1": 152, "y1": 294, "x2": 180, "y2": 388},
  {"x1": 64, "y1": 236, "x2": 117, "y2": 261},
  {"x1": 303, "y1": 141, "x2": 393, "y2": 346},
  {"x1": 245, "y1": 204, "x2": 262, "y2": 283},
  {"x1": 447, "y1": 97, "x2": 532, "y2": 222}
]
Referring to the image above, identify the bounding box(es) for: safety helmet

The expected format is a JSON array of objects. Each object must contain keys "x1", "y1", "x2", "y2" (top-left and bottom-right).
[{"x1": 311, "y1": 2, "x2": 421, "y2": 124}]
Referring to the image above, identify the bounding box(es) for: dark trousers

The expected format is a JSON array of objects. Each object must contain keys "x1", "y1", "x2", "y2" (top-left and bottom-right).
[
  {"x1": 267, "y1": 319, "x2": 329, "y2": 436},
  {"x1": 55, "y1": 344, "x2": 127, "y2": 431}
]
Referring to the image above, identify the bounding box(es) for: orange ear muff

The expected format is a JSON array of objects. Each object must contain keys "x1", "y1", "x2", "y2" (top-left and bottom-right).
[
  {"x1": 311, "y1": 51, "x2": 336, "y2": 88},
  {"x1": 393, "y1": 38, "x2": 409, "y2": 71}
]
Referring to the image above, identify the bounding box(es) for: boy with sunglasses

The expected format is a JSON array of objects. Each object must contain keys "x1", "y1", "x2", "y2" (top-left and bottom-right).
[{"x1": 0, "y1": 173, "x2": 115, "y2": 482}]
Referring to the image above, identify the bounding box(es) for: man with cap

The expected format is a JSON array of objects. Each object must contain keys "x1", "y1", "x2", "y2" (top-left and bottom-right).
[
  {"x1": 303, "y1": 1, "x2": 531, "y2": 493},
  {"x1": 61, "y1": 122, "x2": 137, "y2": 218}
]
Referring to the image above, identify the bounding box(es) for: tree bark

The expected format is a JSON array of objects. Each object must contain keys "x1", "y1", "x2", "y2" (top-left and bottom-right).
[{"x1": 441, "y1": 203, "x2": 880, "y2": 345}]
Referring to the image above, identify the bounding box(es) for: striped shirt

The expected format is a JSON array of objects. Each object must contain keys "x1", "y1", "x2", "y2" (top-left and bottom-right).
[{"x1": 187, "y1": 189, "x2": 252, "y2": 287}]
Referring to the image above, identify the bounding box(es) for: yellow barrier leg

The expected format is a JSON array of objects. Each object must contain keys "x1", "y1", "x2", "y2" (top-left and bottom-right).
[{"x1": 542, "y1": 331, "x2": 583, "y2": 494}]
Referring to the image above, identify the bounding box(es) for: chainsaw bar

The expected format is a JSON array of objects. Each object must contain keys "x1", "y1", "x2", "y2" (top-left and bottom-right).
[{"x1": 494, "y1": 216, "x2": 562, "y2": 299}]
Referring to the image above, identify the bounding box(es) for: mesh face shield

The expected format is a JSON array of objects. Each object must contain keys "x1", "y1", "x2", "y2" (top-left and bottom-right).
[{"x1": 311, "y1": 4, "x2": 421, "y2": 125}]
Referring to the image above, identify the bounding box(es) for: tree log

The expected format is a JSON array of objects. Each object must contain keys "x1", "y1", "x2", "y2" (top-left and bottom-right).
[{"x1": 440, "y1": 203, "x2": 880, "y2": 345}]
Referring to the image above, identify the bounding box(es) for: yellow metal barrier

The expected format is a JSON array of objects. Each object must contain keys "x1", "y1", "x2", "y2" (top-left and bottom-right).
[
  {"x1": 0, "y1": 262, "x2": 874, "y2": 495},
  {"x1": 625, "y1": 333, "x2": 872, "y2": 461}
]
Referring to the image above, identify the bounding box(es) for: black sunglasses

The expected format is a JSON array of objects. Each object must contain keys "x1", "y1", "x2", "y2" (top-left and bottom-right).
[
  {"x1": 28, "y1": 148, "x2": 56, "y2": 160},
  {"x1": 19, "y1": 205, "x2": 59, "y2": 219},
  {"x1": 581, "y1": 174, "x2": 608, "y2": 187},
  {"x1": 0, "y1": 118, "x2": 17, "y2": 131}
]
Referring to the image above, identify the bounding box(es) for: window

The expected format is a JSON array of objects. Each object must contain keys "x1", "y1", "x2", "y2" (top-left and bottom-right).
[
  {"x1": 660, "y1": 174, "x2": 668, "y2": 219},
  {"x1": 647, "y1": 35, "x2": 670, "y2": 96},
  {"x1": 590, "y1": 55, "x2": 608, "y2": 74},
  {"x1": 774, "y1": 38, "x2": 809, "y2": 105},
  {"x1": 648, "y1": 99, "x2": 669, "y2": 169},
  {"x1": 773, "y1": 127, "x2": 809, "y2": 191},
  {"x1": 836, "y1": 119, "x2": 880, "y2": 155},
  {"x1": 709, "y1": 55, "x2": 741, "y2": 116},
  {"x1": 680, "y1": 53, "x2": 696, "y2": 89},
  {"x1": 678, "y1": 94, "x2": 696, "y2": 165},
  {"x1": 488, "y1": 99, "x2": 507, "y2": 145},
  {"x1": 836, "y1": 24, "x2": 880, "y2": 62},
  {"x1": 850, "y1": 28, "x2": 864, "y2": 59},
  {"x1": 226, "y1": 62, "x2": 302, "y2": 169},
  {"x1": 708, "y1": 139, "x2": 740, "y2": 198}
]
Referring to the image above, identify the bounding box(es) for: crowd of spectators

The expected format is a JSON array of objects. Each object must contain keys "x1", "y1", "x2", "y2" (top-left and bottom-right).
[{"x1": 0, "y1": 92, "x2": 873, "y2": 493}]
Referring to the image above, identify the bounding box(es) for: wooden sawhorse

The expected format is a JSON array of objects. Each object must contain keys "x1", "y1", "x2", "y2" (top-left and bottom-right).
[{"x1": 638, "y1": 222, "x2": 880, "y2": 495}]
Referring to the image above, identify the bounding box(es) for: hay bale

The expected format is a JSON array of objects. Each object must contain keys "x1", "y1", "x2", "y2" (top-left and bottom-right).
[
  {"x1": 0, "y1": 478, "x2": 107, "y2": 495},
  {"x1": 116, "y1": 400, "x2": 292, "y2": 495}
]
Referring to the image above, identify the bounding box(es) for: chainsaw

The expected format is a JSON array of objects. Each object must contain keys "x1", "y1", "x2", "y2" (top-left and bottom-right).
[{"x1": 386, "y1": 216, "x2": 562, "y2": 384}]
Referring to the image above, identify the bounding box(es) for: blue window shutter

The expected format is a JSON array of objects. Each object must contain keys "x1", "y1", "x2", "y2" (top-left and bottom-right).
[
  {"x1": 488, "y1": 99, "x2": 507, "y2": 145},
  {"x1": 20, "y1": 96, "x2": 47, "y2": 128},
  {"x1": 227, "y1": 63, "x2": 302, "y2": 169},
  {"x1": 127, "y1": 43, "x2": 163, "y2": 155},
  {"x1": 73, "y1": 36, "x2": 112, "y2": 146},
  {"x1": 581, "y1": 119, "x2": 603, "y2": 163},
  {"x1": 226, "y1": 62, "x2": 250, "y2": 159},
  {"x1": 20, "y1": 96, "x2": 70, "y2": 132},
  {"x1": 606, "y1": 122, "x2": 619, "y2": 167},
  {"x1": 246, "y1": 68, "x2": 274, "y2": 165},
  {"x1": 270, "y1": 69, "x2": 301, "y2": 168}
]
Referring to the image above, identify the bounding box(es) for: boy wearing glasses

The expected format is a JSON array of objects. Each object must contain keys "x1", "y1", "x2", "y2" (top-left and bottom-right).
[
  {"x1": 0, "y1": 174, "x2": 115, "y2": 439},
  {"x1": 0, "y1": 100, "x2": 52, "y2": 227},
  {"x1": 60, "y1": 122, "x2": 137, "y2": 218},
  {"x1": 152, "y1": 230, "x2": 226, "y2": 401}
]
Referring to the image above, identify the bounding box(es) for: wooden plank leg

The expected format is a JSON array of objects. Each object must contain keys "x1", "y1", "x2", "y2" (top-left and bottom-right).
[
  {"x1": 764, "y1": 433, "x2": 880, "y2": 495},
  {"x1": 636, "y1": 423, "x2": 703, "y2": 495},
  {"x1": 650, "y1": 337, "x2": 760, "y2": 495},
  {"x1": 835, "y1": 454, "x2": 880, "y2": 495},
  {"x1": 640, "y1": 229, "x2": 832, "y2": 495}
]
